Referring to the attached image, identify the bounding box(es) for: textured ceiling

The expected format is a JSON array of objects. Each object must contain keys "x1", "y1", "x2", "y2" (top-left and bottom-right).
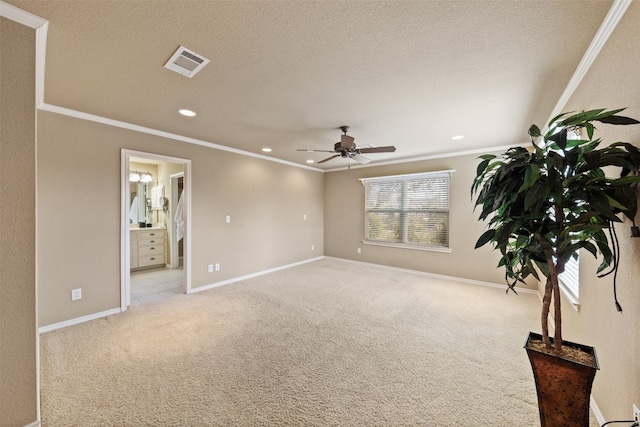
[{"x1": 8, "y1": 0, "x2": 614, "y2": 170}]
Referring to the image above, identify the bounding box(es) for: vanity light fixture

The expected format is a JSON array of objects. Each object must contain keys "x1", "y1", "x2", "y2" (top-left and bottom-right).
[
  {"x1": 306, "y1": 160, "x2": 315, "y2": 164},
  {"x1": 179, "y1": 109, "x2": 197, "y2": 117},
  {"x1": 129, "y1": 170, "x2": 153, "y2": 183},
  {"x1": 140, "y1": 172, "x2": 154, "y2": 183},
  {"x1": 262, "y1": 148, "x2": 273, "y2": 153}
]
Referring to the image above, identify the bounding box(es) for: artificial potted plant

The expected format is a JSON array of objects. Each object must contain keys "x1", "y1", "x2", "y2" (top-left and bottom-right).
[{"x1": 471, "y1": 108, "x2": 640, "y2": 427}]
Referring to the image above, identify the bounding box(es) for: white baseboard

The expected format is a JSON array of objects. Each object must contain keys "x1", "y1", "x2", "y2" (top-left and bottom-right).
[
  {"x1": 23, "y1": 420, "x2": 40, "y2": 427},
  {"x1": 190, "y1": 256, "x2": 325, "y2": 294},
  {"x1": 326, "y1": 256, "x2": 538, "y2": 295},
  {"x1": 39, "y1": 308, "x2": 121, "y2": 334},
  {"x1": 38, "y1": 256, "x2": 534, "y2": 333},
  {"x1": 590, "y1": 395, "x2": 605, "y2": 426}
]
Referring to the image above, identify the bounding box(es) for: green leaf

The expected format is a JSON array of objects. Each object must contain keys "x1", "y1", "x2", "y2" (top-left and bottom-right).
[
  {"x1": 595, "y1": 238, "x2": 613, "y2": 266},
  {"x1": 596, "y1": 115, "x2": 640, "y2": 125},
  {"x1": 524, "y1": 185, "x2": 543, "y2": 210},
  {"x1": 561, "y1": 109, "x2": 606, "y2": 126},
  {"x1": 548, "y1": 128, "x2": 568, "y2": 150},
  {"x1": 593, "y1": 108, "x2": 626, "y2": 120},
  {"x1": 518, "y1": 164, "x2": 540, "y2": 192},
  {"x1": 579, "y1": 241, "x2": 598, "y2": 258},
  {"x1": 583, "y1": 150, "x2": 601, "y2": 170},
  {"x1": 526, "y1": 260, "x2": 540, "y2": 281},
  {"x1": 614, "y1": 185, "x2": 638, "y2": 221},
  {"x1": 549, "y1": 112, "x2": 573, "y2": 128},
  {"x1": 585, "y1": 123, "x2": 595, "y2": 140},
  {"x1": 477, "y1": 159, "x2": 490, "y2": 176},
  {"x1": 534, "y1": 259, "x2": 550, "y2": 278},
  {"x1": 475, "y1": 229, "x2": 496, "y2": 248},
  {"x1": 605, "y1": 194, "x2": 629, "y2": 211},
  {"x1": 528, "y1": 124, "x2": 541, "y2": 138}
]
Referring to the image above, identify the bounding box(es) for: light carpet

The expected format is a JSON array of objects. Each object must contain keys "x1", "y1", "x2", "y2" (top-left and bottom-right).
[{"x1": 40, "y1": 258, "x2": 600, "y2": 426}]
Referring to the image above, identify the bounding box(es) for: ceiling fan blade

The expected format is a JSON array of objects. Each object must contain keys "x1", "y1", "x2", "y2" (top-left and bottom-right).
[
  {"x1": 318, "y1": 154, "x2": 341, "y2": 164},
  {"x1": 358, "y1": 146, "x2": 396, "y2": 154},
  {"x1": 351, "y1": 153, "x2": 371, "y2": 164},
  {"x1": 296, "y1": 149, "x2": 336, "y2": 153},
  {"x1": 340, "y1": 134, "x2": 355, "y2": 149}
]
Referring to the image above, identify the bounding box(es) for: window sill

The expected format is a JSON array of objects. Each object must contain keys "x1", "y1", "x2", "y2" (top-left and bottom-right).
[
  {"x1": 559, "y1": 282, "x2": 580, "y2": 312},
  {"x1": 363, "y1": 240, "x2": 453, "y2": 253}
]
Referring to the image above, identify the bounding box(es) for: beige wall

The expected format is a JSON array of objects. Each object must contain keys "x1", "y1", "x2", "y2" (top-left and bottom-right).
[
  {"x1": 0, "y1": 17, "x2": 39, "y2": 427},
  {"x1": 324, "y1": 153, "x2": 534, "y2": 288},
  {"x1": 37, "y1": 111, "x2": 324, "y2": 327},
  {"x1": 558, "y1": 1, "x2": 640, "y2": 421}
]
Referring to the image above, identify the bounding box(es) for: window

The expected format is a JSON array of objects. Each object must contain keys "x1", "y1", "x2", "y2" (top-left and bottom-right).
[
  {"x1": 559, "y1": 254, "x2": 579, "y2": 300},
  {"x1": 360, "y1": 170, "x2": 452, "y2": 251},
  {"x1": 552, "y1": 124, "x2": 580, "y2": 302}
]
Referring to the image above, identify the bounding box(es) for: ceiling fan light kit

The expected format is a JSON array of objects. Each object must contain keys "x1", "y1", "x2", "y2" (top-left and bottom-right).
[{"x1": 297, "y1": 126, "x2": 396, "y2": 165}]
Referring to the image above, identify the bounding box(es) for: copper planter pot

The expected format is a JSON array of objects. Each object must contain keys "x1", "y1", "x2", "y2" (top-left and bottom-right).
[{"x1": 525, "y1": 332, "x2": 599, "y2": 427}]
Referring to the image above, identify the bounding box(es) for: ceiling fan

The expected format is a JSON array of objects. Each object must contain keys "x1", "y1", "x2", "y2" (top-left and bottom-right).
[{"x1": 298, "y1": 126, "x2": 396, "y2": 164}]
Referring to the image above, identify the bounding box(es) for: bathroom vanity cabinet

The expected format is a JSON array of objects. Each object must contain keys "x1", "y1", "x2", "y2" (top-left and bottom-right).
[{"x1": 130, "y1": 228, "x2": 166, "y2": 270}]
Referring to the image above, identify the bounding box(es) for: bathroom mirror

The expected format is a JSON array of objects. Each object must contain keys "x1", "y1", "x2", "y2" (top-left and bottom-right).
[{"x1": 129, "y1": 181, "x2": 150, "y2": 225}]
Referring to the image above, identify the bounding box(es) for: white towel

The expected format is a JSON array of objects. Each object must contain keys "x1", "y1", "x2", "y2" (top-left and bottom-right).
[
  {"x1": 129, "y1": 195, "x2": 140, "y2": 223},
  {"x1": 174, "y1": 192, "x2": 184, "y2": 242}
]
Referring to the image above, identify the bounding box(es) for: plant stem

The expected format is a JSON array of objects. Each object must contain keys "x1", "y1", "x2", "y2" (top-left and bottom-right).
[
  {"x1": 551, "y1": 203, "x2": 564, "y2": 351},
  {"x1": 542, "y1": 252, "x2": 564, "y2": 351},
  {"x1": 541, "y1": 277, "x2": 553, "y2": 348},
  {"x1": 551, "y1": 265, "x2": 563, "y2": 351}
]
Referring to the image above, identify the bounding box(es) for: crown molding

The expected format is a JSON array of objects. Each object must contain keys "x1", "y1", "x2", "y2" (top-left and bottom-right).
[
  {"x1": 38, "y1": 103, "x2": 323, "y2": 172},
  {"x1": 1, "y1": 1, "x2": 49, "y2": 106},
  {"x1": 1, "y1": 1, "x2": 46, "y2": 28}
]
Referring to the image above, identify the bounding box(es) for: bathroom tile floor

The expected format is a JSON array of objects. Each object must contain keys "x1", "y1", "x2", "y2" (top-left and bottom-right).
[{"x1": 130, "y1": 267, "x2": 184, "y2": 305}]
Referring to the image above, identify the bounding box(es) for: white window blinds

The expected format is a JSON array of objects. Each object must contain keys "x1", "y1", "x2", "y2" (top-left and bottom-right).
[
  {"x1": 559, "y1": 255, "x2": 579, "y2": 299},
  {"x1": 360, "y1": 171, "x2": 452, "y2": 250}
]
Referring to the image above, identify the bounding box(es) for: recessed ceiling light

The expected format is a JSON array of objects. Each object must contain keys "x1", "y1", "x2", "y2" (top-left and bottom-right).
[
  {"x1": 262, "y1": 148, "x2": 272, "y2": 152},
  {"x1": 306, "y1": 160, "x2": 315, "y2": 164},
  {"x1": 179, "y1": 109, "x2": 196, "y2": 117},
  {"x1": 452, "y1": 135, "x2": 464, "y2": 140}
]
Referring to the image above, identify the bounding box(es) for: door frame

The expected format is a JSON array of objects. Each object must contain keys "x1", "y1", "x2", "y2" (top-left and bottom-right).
[
  {"x1": 169, "y1": 172, "x2": 184, "y2": 269},
  {"x1": 120, "y1": 149, "x2": 192, "y2": 310}
]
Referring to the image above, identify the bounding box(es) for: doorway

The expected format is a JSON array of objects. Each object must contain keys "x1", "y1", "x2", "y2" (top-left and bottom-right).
[
  {"x1": 121, "y1": 149, "x2": 192, "y2": 310},
  {"x1": 169, "y1": 172, "x2": 184, "y2": 269}
]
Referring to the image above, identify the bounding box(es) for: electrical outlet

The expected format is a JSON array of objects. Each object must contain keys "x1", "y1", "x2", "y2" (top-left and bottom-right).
[
  {"x1": 71, "y1": 288, "x2": 82, "y2": 301},
  {"x1": 357, "y1": 247, "x2": 361, "y2": 254},
  {"x1": 215, "y1": 263, "x2": 220, "y2": 271},
  {"x1": 208, "y1": 264, "x2": 214, "y2": 273},
  {"x1": 633, "y1": 404, "x2": 639, "y2": 423},
  {"x1": 311, "y1": 244, "x2": 314, "y2": 251}
]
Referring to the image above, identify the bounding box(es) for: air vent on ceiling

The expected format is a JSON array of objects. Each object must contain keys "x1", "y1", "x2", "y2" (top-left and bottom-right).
[{"x1": 164, "y1": 45, "x2": 210, "y2": 78}]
